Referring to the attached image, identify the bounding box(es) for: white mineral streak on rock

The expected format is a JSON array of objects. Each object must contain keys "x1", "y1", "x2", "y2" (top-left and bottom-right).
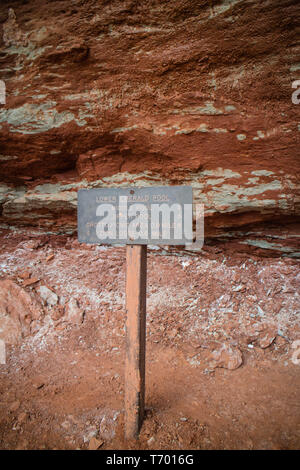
[{"x1": 1, "y1": 169, "x2": 298, "y2": 234}]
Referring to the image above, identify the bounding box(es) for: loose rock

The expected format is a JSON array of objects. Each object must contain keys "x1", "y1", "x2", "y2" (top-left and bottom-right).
[
  {"x1": 0, "y1": 280, "x2": 43, "y2": 342},
  {"x1": 65, "y1": 298, "x2": 84, "y2": 325},
  {"x1": 37, "y1": 285, "x2": 58, "y2": 307},
  {"x1": 88, "y1": 437, "x2": 103, "y2": 450},
  {"x1": 209, "y1": 343, "x2": 243, "y2": 370},
  {"x1": 257, "y1": 330, "x2": 277, "y2": 349},
  {"x1": 23, "y1": 277, "x2": 39, "y2": 287}
]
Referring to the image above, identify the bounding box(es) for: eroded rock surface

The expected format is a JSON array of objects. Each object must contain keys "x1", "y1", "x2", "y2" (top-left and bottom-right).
[
  {"x1": 0, "y1": 279, "x2": 43, "y2": 343},
  {"x1": 0, "y1": 1, "x2": 299, "y2": 254}
]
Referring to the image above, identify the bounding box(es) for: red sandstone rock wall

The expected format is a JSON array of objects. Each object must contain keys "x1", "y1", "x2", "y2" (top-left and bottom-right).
[{"x1": 0, "y1": 0, "x2": 299, "y2": 255}]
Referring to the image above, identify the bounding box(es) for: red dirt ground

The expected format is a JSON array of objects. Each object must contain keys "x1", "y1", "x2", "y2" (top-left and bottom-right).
[{"x1": 0, "y1": 231, "x2": 299, "y2": 450}]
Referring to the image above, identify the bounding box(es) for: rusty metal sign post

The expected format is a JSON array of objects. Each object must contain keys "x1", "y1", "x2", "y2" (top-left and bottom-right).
[{"x1": 78, "y1": 186, "x2": 193, "y2": 439}]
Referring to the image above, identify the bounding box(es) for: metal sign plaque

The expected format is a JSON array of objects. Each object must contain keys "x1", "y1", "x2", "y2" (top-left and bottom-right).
[{"x1": 78, "y1": 186, "x2": 193, "y2": 245}]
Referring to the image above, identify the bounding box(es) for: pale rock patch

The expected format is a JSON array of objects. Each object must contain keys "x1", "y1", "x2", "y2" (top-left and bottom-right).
[
  {"x1": 37, "y1": 285, "x2": 58, "y2": 307},
  {"x1": 209, "y1": 343, "x2": 243, "y2": 370}
]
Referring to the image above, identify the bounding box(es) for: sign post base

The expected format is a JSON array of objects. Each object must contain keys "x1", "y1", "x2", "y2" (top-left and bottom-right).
[{"x1": 124, "y1": 244, "x2": 147, "y2": 440}]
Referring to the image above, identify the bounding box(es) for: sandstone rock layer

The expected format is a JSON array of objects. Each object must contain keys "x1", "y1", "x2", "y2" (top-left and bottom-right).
[{"x1": 0, "y1": 0, "x2": 299, "y2": 255}]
